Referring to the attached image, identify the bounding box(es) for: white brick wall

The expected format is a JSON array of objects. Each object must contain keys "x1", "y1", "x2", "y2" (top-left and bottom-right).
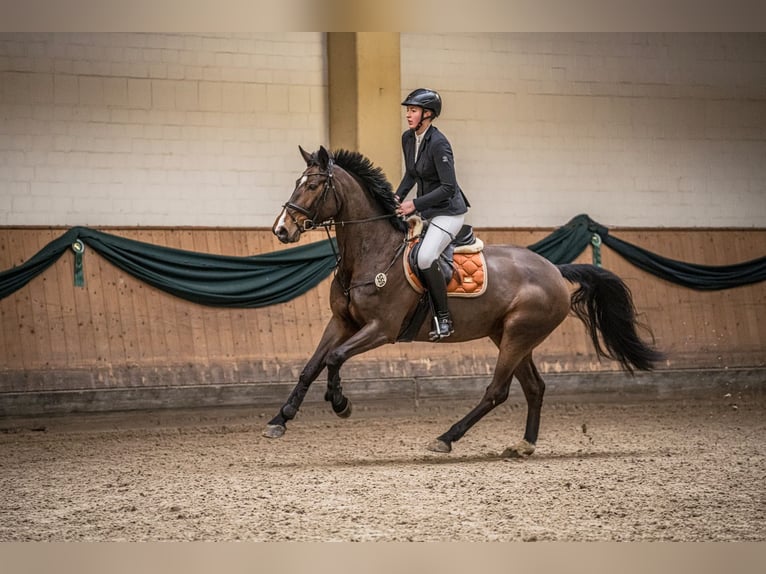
[
  {"x1": 401, "y1": 33, "x2": 766, "y2": 228},
  {"x1": 2, "y1": 34, "x2": 764, "y2": 229},
  {"x1": 0, "y1": 33, "x2": 327, "y2": 226}
]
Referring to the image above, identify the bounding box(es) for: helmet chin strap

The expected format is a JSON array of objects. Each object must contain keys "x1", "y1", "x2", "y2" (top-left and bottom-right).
[{"x1": 412, "y1": 110, "x2": 432, "y2": 133}]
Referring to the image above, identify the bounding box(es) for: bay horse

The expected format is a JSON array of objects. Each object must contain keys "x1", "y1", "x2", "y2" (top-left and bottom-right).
[{"x1": 265, "y1": 146, "x2": 663, "y2": 457}]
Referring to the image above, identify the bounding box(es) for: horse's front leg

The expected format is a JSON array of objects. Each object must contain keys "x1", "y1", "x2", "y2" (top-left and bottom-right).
[
  {"x1": 325, "y1": 367, "x2": 352, "y2": 418},
  {"x1": 322, "y1": 319, "x2": 392, "y2": 420},
  {"x1": 262, "y1": 316, "x2": 354, "y2": 439}
]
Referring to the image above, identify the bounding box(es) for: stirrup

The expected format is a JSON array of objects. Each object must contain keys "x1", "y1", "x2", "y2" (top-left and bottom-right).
[{"x1": 429, "y1": 314, "x2": 454, "y2": 341}]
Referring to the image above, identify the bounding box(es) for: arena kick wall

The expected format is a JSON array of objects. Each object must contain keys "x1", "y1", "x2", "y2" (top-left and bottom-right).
[{"x1": 1, "y1": 34, "x2": 764, "y2": 414}]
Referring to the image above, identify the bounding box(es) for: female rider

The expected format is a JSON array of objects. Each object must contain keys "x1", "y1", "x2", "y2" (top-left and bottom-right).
[{"x1": 394, "y1": 88, "x2": 470, "y2": 341}]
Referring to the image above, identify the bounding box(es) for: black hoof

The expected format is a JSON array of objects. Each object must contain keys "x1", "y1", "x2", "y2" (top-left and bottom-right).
[{"x1": 333, "y1": 397, "x2": 352, "y2": 419}]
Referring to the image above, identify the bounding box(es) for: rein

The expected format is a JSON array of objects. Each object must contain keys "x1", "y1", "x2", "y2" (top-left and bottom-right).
[
  {"x1": 340, "y1": 241, "x2": 406, "y2": 296},
  {"x1": 315, "y1": 213, "x2": 396, "y2": 228},
  {"x1": 319, "y1": 216, "x2": 406, "y2": 297}
]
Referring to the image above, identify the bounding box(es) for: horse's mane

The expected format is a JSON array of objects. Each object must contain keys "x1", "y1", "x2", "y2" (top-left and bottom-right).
[{"x1": 310, "y1": 148, "x2": 407, "y2": 233}]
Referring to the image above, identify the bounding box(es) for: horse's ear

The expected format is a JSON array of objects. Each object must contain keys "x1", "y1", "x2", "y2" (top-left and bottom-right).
[
  {"x1": 317, "y1": 146, "x2": 332, "y2": 170},
  {"x1": 299, "y1": 145, "x2": 313, "y2": 165}
]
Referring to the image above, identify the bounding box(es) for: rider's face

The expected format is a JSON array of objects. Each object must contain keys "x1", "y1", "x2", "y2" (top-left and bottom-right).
[{"x1": 405, "y1": 105, "x2": 425, "y2": 130}]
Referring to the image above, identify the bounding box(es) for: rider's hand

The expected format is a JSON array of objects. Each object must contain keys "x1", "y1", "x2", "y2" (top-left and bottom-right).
[{"x1": 396, "y1": 200, "x2": 416, "y2": 217}]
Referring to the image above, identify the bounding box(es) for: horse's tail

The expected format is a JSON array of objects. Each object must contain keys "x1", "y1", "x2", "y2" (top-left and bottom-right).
[{"x1": 557, "y1": 263, "x2": 664, "y2": 373}]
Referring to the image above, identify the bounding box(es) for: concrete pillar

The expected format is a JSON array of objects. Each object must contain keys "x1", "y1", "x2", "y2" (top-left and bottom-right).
[{"x1": 327, "y1": 33, "x2": 402, "y2": 187}]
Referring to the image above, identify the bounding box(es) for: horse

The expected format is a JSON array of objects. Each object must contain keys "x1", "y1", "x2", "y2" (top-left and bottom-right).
[{"x1": 264, "y1": 145, "x2": 663, "y2": 457}]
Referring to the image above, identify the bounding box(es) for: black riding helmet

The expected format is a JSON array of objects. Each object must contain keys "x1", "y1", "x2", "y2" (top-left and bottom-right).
[{"x1": 401, "y1": 88, "x2": 442, "y2": 119}]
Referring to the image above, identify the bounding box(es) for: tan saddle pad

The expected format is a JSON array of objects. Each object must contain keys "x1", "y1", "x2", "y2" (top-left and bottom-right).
[{"x1": 403, "y1": 237, "x2": 488, "y2": 298}]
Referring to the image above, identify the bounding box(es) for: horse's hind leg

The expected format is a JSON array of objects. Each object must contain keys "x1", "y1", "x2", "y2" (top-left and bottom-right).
[
  {"x1": 501, "y1": 355, "x2": 544, "y2": 458},
  {"x1": 428, "y1": 335, "x2": 525, "y2": 453}
]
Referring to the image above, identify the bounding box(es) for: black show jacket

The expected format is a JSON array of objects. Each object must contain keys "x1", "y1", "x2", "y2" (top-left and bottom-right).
[{"x1": 394, "y1": 126, "x2": 470, "y2": 219}]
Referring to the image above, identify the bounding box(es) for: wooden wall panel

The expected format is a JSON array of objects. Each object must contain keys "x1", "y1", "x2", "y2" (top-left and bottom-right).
[{"x1": 1, "y1": 227, "x2": 764, "y2": 394}]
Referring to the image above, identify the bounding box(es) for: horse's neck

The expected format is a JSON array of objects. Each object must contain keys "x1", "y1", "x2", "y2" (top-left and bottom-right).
[
  {"x1": 334, "y1": 173, "x2": 402, "y2": 274},
  {"x1": 335, "y1": 221, "x2": 401, "y2": 262}
]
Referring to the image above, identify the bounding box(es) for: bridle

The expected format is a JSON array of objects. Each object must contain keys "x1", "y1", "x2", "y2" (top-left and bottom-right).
[
  {"x1": 281, "y1": 162, "x2": 397, "y2": 232},
  {"x1": 280, "y1": 161, "x2": 405, "y2": 296},
  {"x1": 281, "y1": 162, "x2": 339, "y2": 233}
]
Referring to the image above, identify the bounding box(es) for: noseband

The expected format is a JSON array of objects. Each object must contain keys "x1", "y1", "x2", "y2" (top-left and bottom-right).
[{"x1": 282, "y1": 165, "x2": 338, "y2": 232}]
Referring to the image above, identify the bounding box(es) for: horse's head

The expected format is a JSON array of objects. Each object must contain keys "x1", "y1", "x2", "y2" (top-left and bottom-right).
[{"x1": 273, "y1": 145, "x2": 339, "y2": 243}]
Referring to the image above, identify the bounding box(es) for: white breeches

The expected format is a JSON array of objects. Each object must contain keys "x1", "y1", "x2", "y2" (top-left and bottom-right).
[{"x1": 416, "y1": 214, "x2": 465, "y2": 270}]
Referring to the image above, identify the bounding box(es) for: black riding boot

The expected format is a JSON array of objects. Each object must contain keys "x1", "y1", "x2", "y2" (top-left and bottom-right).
[{"x1": 421, "y1": 261, "x2": 454, "y2": 341}]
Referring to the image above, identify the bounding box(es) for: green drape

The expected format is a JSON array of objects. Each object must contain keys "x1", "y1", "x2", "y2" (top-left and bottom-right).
[
  {"x1": 527, "y1": 214, "x2": 765, "y2": 289},
  {"x1": 1, "y1": 216, "x2": 764, "y2": 306},
  {"x1": 0, "y1": 227, "x2": 338, "y2": 307},
  {"x1": 526, "y1": 213, "x2": 608, "y2": 264},
  {"x1": 602, "y1": 233, "x2": 766, "y2": 290}
]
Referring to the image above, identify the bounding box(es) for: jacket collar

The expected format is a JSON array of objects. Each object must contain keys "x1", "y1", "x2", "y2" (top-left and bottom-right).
[{"x1": 407, "y1": 125, "x2": 436, "y2": 146}]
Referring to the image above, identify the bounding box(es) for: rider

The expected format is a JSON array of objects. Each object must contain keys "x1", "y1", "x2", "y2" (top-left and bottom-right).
[{"x1": 394, "y1": 88, "x2": 470, "y2": 341}]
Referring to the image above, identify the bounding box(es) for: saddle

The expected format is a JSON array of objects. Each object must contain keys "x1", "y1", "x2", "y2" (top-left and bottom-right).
[
  {"x1": 403, "y1": 217, "x2": 488, "y2": 298},
  {"x1": 397, "y1": 217, "x2": 487, "y2": 342}
]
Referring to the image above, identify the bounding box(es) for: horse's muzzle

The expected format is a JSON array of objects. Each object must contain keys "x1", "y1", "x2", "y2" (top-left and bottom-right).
[
  {"x1": 273, "y1": 206, "x2": 301, "y2": 243},
  {"x1": 273, "y1": 223, "x2": 302, "y2": 244}
]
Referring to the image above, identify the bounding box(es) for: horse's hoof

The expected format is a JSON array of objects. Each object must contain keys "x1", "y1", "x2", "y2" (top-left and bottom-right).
[
  {"x1": 427, "y1": 439, "x2": 452, "y2": 453},
  {"x1": 262, "y1": 424, "x2": 286, "y2": 439},
  {"x1": 501, "y1": 440, "x2": 535, "y2": 459},
  {"x1": 335, "y1": 399, "x2": 352, "y2": 419}
]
